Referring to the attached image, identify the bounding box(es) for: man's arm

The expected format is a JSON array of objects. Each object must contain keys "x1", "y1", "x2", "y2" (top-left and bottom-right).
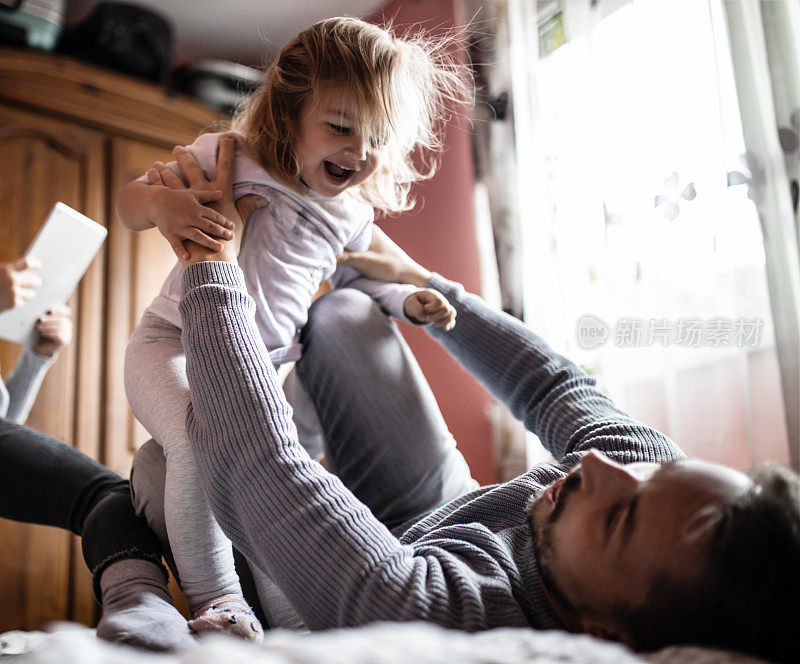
[
  {"x1": 426, "y1": 275, "x2": 681, "y2": 464},
  {"x1": 181, "y1": 262, "x2": 528, "y2": 630},
  {"x1": 338, "y1": 231, "x2": 681, "y2": 465}
]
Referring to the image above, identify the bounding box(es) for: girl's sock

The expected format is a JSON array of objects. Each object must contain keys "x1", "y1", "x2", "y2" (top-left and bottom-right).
[
  {"x1": 188, "y1": 595, "x2": 264, "y2": 642},
  {"x1": 96, "y1": 558, "x2": 194, "y2": 651}
]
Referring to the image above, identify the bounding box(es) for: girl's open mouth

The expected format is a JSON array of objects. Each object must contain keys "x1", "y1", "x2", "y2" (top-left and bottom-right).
[{"x1": 324, "y1": 161, "x2": 354, "y2": 184}]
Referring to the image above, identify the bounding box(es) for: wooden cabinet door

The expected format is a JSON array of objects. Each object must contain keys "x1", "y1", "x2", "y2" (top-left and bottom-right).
[
  {"x1": 104, "y1": 137, "x2": 181, "y2": 478},
  {"x1": 0, "y1": 104, "x2": 106, "y2": 630}
]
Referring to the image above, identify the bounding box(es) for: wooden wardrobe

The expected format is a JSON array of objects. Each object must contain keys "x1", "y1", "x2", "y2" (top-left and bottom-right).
[{"x1": 0, "y1": 46, "x2": 219, "y2": 631}]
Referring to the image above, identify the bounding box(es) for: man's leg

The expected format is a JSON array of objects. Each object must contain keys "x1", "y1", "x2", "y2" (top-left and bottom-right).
[
  {"x1": 0, "y1": 418, "x2": 191, "y2": 650},
  {"x1": 297, "y1": 289, "x2": 478, "y2": 531}
]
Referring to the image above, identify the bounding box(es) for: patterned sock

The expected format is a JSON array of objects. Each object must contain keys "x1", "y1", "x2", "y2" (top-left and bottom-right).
[
  {"x1": 96, "y1": 558, "x2": 194, "y2": 651},
  {"x1": 188, "y1": 595, "x2": 264, "y2": 642}
]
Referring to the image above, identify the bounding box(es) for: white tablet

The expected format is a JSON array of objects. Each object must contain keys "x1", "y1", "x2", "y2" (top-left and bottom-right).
[{"x1": 0, "y1": 203, "x2": 107, "y2": 347}]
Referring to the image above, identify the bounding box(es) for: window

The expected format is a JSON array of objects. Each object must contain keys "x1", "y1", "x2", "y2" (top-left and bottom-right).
[{"x1": 516, "y1": 0, "x2": 789, "y2": 467}]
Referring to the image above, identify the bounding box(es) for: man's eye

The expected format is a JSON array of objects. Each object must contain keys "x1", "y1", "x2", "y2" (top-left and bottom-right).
[
  {"x1": 605, "y1": 504, "x2": 622, "y2": 539},
  {"x1": 329, "y1": 124, "x2": 350, "y2": 135}
]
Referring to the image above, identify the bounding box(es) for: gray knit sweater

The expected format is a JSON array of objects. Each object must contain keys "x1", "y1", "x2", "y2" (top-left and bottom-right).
[{"x1": 180, "y1": 262, "x2": 684, "y2": 632}]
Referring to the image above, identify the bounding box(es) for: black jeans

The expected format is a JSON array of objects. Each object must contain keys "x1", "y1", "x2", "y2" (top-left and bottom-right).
[{"x1": 0, "y1": 418, "x2": 165, "y2": 599}]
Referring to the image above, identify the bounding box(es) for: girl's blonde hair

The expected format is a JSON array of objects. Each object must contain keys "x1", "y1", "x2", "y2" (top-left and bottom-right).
[{"x1": 230, "y1": 17, "x2": 471, "y2": 213}]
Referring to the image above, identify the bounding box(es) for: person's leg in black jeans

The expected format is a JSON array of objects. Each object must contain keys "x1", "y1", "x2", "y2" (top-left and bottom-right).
[{"x1": 0, "y1": 418, "x2": 192, "y2": 650}]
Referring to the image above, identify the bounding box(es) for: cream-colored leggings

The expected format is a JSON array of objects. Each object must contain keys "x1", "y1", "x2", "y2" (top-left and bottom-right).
[
  {"x1": 125, "y1": 312, "x2": 320, "y2": 613},
  {"x1": 125, "y1": 313, "x2": 243, "y2": 612}
]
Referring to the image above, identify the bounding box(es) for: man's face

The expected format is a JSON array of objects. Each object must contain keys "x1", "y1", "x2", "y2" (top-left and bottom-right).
[{"x1": 528, "y1": 450, "x2": 751, "y2": 640}]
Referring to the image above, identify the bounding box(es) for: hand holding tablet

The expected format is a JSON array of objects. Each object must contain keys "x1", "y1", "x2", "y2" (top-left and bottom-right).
[
  {"x1": 0, "y1": 256, "x2": 43, "y2": 313},
  {"x1": 0, "y1": 203, "x2": 107, "y2": 347}
]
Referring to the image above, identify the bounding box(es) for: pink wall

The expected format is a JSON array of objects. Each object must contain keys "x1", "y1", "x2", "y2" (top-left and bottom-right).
[{"x1": 368, "y1": 0, "x2": 496, "y2": 484}]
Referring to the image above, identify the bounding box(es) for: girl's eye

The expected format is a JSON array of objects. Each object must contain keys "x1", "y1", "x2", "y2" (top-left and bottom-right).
[
  {"x1": 370, "y1": 130, "x2": 390, "y2": 149},
  {"x1": 329, "y1": 124, "x2": 350, "y2": 135}
]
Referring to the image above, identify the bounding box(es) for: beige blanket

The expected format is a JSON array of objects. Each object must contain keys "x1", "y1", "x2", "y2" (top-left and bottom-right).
[{"x1": 0, "y1": 622, "x2": 768, "y2": 664}]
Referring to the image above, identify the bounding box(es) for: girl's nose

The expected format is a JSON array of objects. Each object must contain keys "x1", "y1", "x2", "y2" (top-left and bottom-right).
[{"x1": 345, "y1": 134, "x2": 368, "y2": 161}]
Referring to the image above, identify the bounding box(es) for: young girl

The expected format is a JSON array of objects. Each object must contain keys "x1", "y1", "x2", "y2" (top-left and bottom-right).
[{"x1": 117, "y1": 17, "x2": 468, "y2": 638}]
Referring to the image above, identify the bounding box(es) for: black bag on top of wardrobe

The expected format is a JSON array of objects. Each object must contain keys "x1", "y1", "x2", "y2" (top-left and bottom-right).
[{"x1": 58, "y1": 1, "x2": 173, "y2": 83}]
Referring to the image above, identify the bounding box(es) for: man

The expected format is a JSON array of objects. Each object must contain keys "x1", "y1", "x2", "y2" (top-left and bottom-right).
[{"x1": 149, "y1": 135, "x2": 798, "y2": 662}]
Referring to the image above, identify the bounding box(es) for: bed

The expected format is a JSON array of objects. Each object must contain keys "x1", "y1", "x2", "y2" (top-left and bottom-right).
[{"x1": 0, "y1": 621, "x2": 769, "y2": 663}]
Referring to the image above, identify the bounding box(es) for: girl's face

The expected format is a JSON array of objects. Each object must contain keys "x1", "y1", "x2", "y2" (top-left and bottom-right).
[{"x1": 295, "y1": 89, "x2": 385, "y2": 197}]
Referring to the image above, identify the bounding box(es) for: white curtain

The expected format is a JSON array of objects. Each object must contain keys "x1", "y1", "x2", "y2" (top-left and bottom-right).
[
  {"x1": 504, "y1": 0, "x2": 793, "y2": 469},
  {"x1": 722, "y1": 0, "x2": 800, "y2": 469},
  {"x1": 465, "y1": 0, "x2": 551, "y2": 479}
]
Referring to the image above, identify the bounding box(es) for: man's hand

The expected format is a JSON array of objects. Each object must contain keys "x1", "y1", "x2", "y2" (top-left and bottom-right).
[
  {"x1": 33, "y1": 304, "x2": 73, "y2": 357},
  {"x1": 337, "y1": 226, "x2": 432, "y2": 288},
  {"x1": 404, "y1": 289, "x2": 456, "y2": 331},
  {"x1": 0, "y1": 256, "x2": 43, "y2": 313},
  {"x1": 147, "y1": 134, "x2": 266, "y2": 267}
]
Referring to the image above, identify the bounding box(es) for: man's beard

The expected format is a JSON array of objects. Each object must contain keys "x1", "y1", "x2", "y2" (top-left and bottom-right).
[{"x1": 527, "y1": 471, "x2": 583, "y2": 626}]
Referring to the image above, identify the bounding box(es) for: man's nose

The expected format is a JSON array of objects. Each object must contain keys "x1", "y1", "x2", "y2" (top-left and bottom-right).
[{"x1": 580, "y1": 450, "x2": 637, "y2": 495}]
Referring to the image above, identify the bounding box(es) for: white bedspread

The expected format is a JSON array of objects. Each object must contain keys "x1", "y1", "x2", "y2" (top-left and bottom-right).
[{"x1": 0, "y1": 622, "x2": 767, "y2": 664}]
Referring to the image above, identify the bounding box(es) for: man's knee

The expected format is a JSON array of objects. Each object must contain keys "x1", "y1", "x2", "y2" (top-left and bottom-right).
[{"x1": 304, "y1": 289, "x2": 391, "y2": 345}]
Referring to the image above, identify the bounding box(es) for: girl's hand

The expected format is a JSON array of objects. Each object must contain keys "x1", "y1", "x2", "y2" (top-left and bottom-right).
[
  {"x1": 336, "y1": 226, "x2": 431, "y2": 288},
  {"x1": 404, "y1": 289, "x2": 456, "y2": 331},
  {"x1": 0, "y1": 256, "x2": 42, "y2": 313},
  {"x1": 146, "y1": 181, "x2": 234, "y2": 261},
  {"x1": 33, "y1": 305, "x2": 73, "y2": 357},
  {"x1": 152, "y1": 134, "x2": 263, "y2": 267}
]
